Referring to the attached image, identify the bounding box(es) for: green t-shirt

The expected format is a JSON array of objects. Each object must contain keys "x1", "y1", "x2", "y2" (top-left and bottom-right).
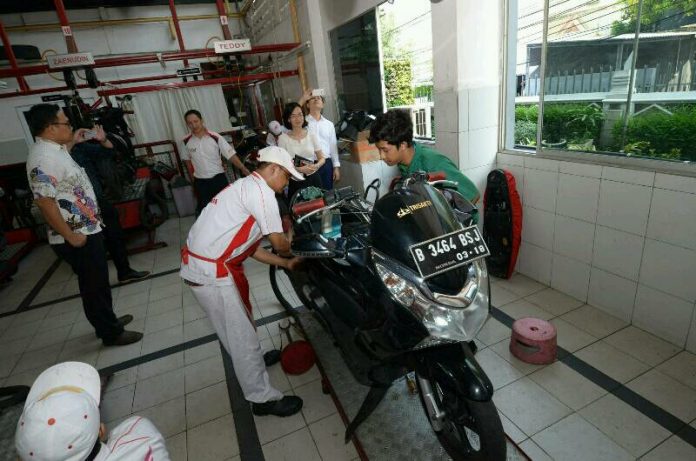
[{"x1": 398, "y1": 143, "x2": 480, "y2": 203}]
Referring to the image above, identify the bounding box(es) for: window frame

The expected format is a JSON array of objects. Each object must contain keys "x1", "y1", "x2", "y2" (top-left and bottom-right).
[{"x1": 500, "y1": 0, "x2": 696, "y2": 178}]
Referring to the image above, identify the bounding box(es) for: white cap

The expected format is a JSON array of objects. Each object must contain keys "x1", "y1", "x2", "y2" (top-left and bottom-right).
[
  {"x1": 258, "y1": 146, "x2": 304, "y2": 181},
  {"x1": 268, "y1": 120, "x2": 283, "y2": 136},
  {"x1": 15, "y1": 362, "x2": 102, "y2": 461}
]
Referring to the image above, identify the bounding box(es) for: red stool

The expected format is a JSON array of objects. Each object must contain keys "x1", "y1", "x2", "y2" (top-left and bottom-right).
[{"x1": 509, "y1": 317, "x2": 557, "y2": 364}]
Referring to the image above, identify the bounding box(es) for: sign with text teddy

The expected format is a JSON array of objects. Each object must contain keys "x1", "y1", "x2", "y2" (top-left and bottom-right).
[{"x1": 213, "y1": 39, "x2": 252, "y2": 54}]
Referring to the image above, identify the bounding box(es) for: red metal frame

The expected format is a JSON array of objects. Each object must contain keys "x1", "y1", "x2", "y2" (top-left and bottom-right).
[
  {"x1": 0, "y1": 22, "x2": 29, "y2": 92},
  {"x1": 96, "y1": 70, "x2": 299, "y2": 97},
  {"x1": 215, "y1": 0, "x2": 233, "y2": 40},
  {"x1": 54, "y1": 0, "x2": 78, "y2": 53},
  {"x1": 168, "y1": 0, "x2": 189, "y2": 67}
]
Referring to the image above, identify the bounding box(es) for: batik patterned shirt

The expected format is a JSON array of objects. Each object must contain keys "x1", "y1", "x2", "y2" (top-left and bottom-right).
[{"x1": 26, "y1": 137, "x2": 102, "y2": 245}]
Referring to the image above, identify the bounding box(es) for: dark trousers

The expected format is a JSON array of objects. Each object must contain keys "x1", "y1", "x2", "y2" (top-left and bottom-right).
[
  {"x1": 52, "y1": 233, "x2": 123, "y2": 341},
  {"x1": 194, "y1": 173, "x2": 229, "y2": 216},
  {"x1": 318, "y1": 158, "x2": 334, "y2": 191},
  {"x1": 99, "y1": 199, "x2": 131, "y2": 278}
]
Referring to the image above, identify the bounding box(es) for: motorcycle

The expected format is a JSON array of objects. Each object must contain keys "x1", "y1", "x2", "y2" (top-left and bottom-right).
[{"x1": 271, "y1": 172, "x2": 506, "y2": 460}]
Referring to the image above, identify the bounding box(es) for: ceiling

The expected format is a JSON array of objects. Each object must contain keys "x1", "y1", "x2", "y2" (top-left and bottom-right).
[{"x1": 0, "y1": 1, "x2": 242, "y2": 15}]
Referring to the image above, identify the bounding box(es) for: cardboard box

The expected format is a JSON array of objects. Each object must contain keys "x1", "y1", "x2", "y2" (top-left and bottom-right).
[
  {"x1": 356, "y1": 129, "x2": 371, "y2": 142},
  {"x1": 350, "y1": 139, "x2": 380, "y2": 163}
]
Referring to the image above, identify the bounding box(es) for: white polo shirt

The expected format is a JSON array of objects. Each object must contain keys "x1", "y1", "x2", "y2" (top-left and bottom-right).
[
  {"x1": 306, "y1": 114, "x2": 339, "y2": 167},
  {"x1": 95, "y1": 416, "x2": 170, "y2": 460},
  {"x1": 181, "y1": 130, "x2": 236, "y2": 179},
  {"x1": 26, "y1": 138, "x2": 102, "y2": 245},
  {"x1": 180, "y1": 172, "x2": 283, "y2": 286}
]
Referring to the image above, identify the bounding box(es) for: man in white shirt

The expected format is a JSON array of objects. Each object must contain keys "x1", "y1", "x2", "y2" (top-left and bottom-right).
[
  {"x1": 181, "y1": 109, "x2": 251, "y2": 215},
  {"x1": 15, "y1": 361, "x2": 170, "y2": 461},
  {"x1": 300, "y1": 90, "x2": 340, "y2": 189},
  {"x1": 180, "y1": 146, "x2": 304, "y2": 417},
  {"x1": 25, "y1": 104, "x2": 142, "y2": 347}
]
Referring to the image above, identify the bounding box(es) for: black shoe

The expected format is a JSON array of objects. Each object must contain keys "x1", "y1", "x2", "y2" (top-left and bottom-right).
[
  {"x1": 118, "y1": 314, "x2": 133, "y2": 327},
  {"x1": 264, "y1": 349, "x2": 282, "y2": 367},
  {"x1": 118, "y1": 270, "x2": 151, "y2": 283},
  {"x1": 102, "y1": 330, "x2": 143, "y2": 346},
  {"x1": 252, "y1": 396, "x2": 303, "y2": 417}
]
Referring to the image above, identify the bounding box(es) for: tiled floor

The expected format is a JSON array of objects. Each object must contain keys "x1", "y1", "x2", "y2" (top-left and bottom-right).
[{"x1": 1, "y1": 215, "x2": 696, "y2": 460}]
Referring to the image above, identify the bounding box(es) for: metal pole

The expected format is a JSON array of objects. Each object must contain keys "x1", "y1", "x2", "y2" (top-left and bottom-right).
[
  {"x1": 0, "y1": 21, "x2": 29, "y2": 92},
  {"x1": 537, "y1": 0, "x2": 550, "y2": 150},
  {"x1": 168, "y1": 0, "x2": 189, "y2": 67},
  {"x1": 621, "y1": 0, "x2": 644, "y2": 148},
  {"x1": 215, "y1": 0, "x2": 233, "y2": 40},
  {"x1": 54, "y1": 0, "x2": 78, "y2": 53},
  {"x1": 288, "y1": 0, "x2": 308, "y2": 91}
]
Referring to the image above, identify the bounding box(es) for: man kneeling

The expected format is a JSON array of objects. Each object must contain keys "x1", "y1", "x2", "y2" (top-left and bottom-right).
[{"x1": 180, "y1": 146, "x2": 304, "y2": 417}]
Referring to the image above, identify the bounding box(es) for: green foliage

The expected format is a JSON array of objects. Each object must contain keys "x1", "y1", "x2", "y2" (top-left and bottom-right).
[
  {"x1": 613, "y1": 105, "x2": 696, "y2": 161},
  {"x1": 514, "y1": 104, "x2": 603, "y2": 146},
  {"x1": 384, "y1": 58, "x2": 414, "y2": 107},
  {"x1": 611, "y1": 0, "x2": 696, "y2": 35}
]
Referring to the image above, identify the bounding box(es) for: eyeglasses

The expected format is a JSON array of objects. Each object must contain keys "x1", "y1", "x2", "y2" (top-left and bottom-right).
[{"x1": 289, "y1": 113, "x2": 304, "y2": 119}]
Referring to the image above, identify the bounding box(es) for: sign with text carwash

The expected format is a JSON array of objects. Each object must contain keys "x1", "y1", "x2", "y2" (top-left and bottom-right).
[
  {"x1": 47, "y1": 52, "x2": 95, "y2": 69},
  {"x1": 213, "y1": 39, "x2": 252, "y2": 54}
]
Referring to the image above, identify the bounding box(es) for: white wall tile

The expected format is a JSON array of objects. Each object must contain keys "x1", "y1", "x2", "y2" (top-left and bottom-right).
[
  {"x1": 462, "y1": 163, "x2": 495, "y2": 199},
  {"x1": 587, "y1": 268, "x2": 638, "y2": 323},
  {"x1": 517, "y1": 242, "x2": 553, "y2": 286},
  {"x1": 559, "y1": 161, "x2": 602, "y2": 178},
  {"x1": 551, "y1": 254, "x2": 591, "y2": 302},
  {"x1": 633, "y1": 285, "x2": 695, "y2": 347},
  {"x1": 597, "y1": 180, "x2": 652, "y2": 235},
  {"x1": 592, "y1": 226, "x2": 645, "y2": 281},
  {"x1": 522, "y1": 207, "x2": 555, "y2": 250},
  {"x1": 433, "y1": 90, "x2": 458, "y2": 133},
  {"x1": 602, "y1": 166, "x2": 655, "y2": 187},
  {"x1": 556, "y1": 173, "x2": 600, "y2": 223},
  {"x1": 524, "y1": 157, "x2": 559, "y2": 172},
  {"x1": 458, "y1": 89, "x2": 469, "y2": 133},
  {"x1": 647, "y1": 188, "x2": 696, "y2": 251},
  {"x1": 468, "y1": 86, "x2": 499, "y2": 130},
  {"x1": 553, "y1": 215, "x2": 595, "y2": 264},
  {"x1": 435, "y1": 131, "x2": 459, "y2": 166},
  {"x1": 467, "y1": 126, "x2": 498, "y2": 170},
  {"x1": 498, "y1": 153, "x2": 525, "y2": 167},
  {"x1": 686, "y1": 305, "x2": 696, "y2": 354},
  {"x1": 524, "y1": 168, "x2": 558, "y2": 212},
  {"x1": 654, "y1": 173, "x2": 696, "y2": 195},
  {"x1": 457, "y1": 131, "x2": 469, "y2": 171},
  {"x1": 639, "y1": 239, "x2": 696, "y2": 302}
]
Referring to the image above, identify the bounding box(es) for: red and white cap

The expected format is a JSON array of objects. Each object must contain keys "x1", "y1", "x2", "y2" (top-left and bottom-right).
[
  {"x1": 15, "y1": 362, "x2": 102, "y2": 461},
  {"x1": 258, "y1": 146, "x2": 304, "y2": 181}
]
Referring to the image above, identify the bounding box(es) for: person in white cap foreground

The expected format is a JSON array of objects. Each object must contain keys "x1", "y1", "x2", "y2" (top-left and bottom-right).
[
  {"x1": 15, "y1": 361, "x2": 169, "y2": 461},
  {"x1": 180, "y1": 146, "x2": 304, "y2": 417}
]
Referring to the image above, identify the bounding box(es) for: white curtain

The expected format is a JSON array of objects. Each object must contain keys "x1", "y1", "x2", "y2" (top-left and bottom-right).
[{"x1": 125, "y1": 84, "x2": 232, "y2": 161}]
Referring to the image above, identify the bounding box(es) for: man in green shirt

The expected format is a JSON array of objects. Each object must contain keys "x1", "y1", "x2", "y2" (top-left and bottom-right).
[{"x1": 368, "y1": 109, "x2": 480, "y2": 204}]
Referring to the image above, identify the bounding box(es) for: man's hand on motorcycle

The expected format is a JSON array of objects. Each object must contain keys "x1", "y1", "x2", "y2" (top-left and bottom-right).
[{"x1": 284, "y1": 256, "x2": 303, "y2": 271}]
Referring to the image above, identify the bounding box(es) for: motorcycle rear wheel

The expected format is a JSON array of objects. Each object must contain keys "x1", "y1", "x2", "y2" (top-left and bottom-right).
[{"x1": 416, "y1": 372, "x2": 506, "y2": 461}]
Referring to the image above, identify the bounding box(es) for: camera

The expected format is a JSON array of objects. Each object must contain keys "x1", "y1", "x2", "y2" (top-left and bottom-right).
[{"x1": 311, "y1": 88, "x2": 325, "y2": 97}]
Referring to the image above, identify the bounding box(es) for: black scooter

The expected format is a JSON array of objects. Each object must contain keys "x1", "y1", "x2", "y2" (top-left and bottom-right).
[{"x1": 272, "y1": 173, "x2": 506, "y2": 461}]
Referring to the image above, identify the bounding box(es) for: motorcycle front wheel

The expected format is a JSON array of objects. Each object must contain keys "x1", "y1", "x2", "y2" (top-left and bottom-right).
[{"x1": 416, "y1": 372, "x2": 506, "y2": 461}]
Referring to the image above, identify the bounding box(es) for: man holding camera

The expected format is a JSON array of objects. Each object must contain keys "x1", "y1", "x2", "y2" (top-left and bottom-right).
[{"x1": 25, "y1": 104, "x2": 142, "y2": 347}]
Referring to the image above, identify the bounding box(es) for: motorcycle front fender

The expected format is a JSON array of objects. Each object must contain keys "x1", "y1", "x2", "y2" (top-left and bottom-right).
[{"x1": 415, "y1": 343, "x2": 494, "y2": 402}]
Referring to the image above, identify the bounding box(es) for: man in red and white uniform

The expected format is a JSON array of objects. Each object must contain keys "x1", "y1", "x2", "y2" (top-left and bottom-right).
[
  {"x1": 180, "y1": 146, "x2": 305, "y2": 417},
  {"x1": 181, "y1": 109, "x2": 251, "y2": 215}
]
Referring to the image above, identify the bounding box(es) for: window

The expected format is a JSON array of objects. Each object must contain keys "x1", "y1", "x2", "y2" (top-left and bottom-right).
[{"x1": 505, "y1": 0, "x2": 696, "y2": 165}]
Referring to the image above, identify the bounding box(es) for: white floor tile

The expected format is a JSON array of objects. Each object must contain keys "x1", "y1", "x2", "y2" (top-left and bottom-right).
[
  {"x1": 262, "y1": 427, "x2": 322, "y2": 461},
  {"x1": 494, "y1": 377, "x2": 572, "y2": 436},
  {"x1": 529, "y1": 362, "x2": 606, "y2": 411},
  {"x1": 518, "y1": 439, "x2": 554, "y2": 461},
  {"x1": 138, "y1": 396, "x2": 187, "y2": 439},
  {"x1": 490, "y1": 284, "x2": 521, "y2": 307},
  {"x1": 524, "y1": 287, "x2": 584, "y2": 316},
  {"x1": 185, "y1": 381, "x2": 231, "y2": 429},
  {"x1": 604, "y1": 326, "x2": 681, "y2": 367},
  {"x1": 133, "y1": 367, "x2": 185, "y2": 411},
  {"x1": 14, "y1": 344, "x2": 60, "y2": 374},
  {"x1": 184, "y1": 355, "x2": 225, "y2": 393},
  {"x1": 641, "y1": 434, "x2": 696, "y2": 461},
  {"x1": 497, "y1": 298, "x2": 555, "y2": 321},
  {"x1": 165, "y1": 431, "x2": 188, "y2": 461},
  {"x1": 141, "y1": 324, "x2": 184, "y2": 355},
  {"x1": 490, "y1": 339, "x2": 548, "y2": 376},
  {"x1": 579, "y1": 394, "x2": 671, "y2": 457},
  {"x1": 293, "y1": 378, "x2": 338, "y2": 424},
  {"x1": 532, "y1": 413, "x2": 633, "y2": 461},
  {"x1": 656, "y1": 351, "x2": 696, "y2": 390},
  {"x1": 498, "y1": 273, "x2": 548, "y2": 297},
  {"x1": 186, "y1": 414, "x2": 239, "y2": 461},
  {"x1": 560, "y1": 304, "x2": 628, "y2": 338},
  {"x1": 499, "y1": 412, "x2": 527, "y2": 444},
  {"x1": 97, "y1": 338, "x2": 143, "y2": 369},
  {"x1": 627, "y1": 369, "x2": 696, "y2": 423},
  {"x1": 476, "y1": 347, "x2": 525, "y2": 389},
  {"x1": 253, "y1": 403, "x2": 307, "y2": 444},
  {"x1": 286, "y1": 364, "x2": 322, "y2": 389},
  {"x1": 137, "y1": 352, "x2": 184, "y2": 381},
  {"x1": 184, "y1": 341, "x2": 221, "y2": 365},
  {"x1": 308, "y1": 413, "x2": 359, "y2": 461},
  {"x1": 144, "y1": 309, "x2": 183, "y2": 335},
  {"x1": 475, "y1": 317, "x2": 511, "y2": 346},
  {"x1": 575, "y1": 341, "x2": 650, "y2": 383},
  {"x1": 549, "y1": 318, "x2": 597, "y2": 352},
  {"x1": 102, "y1": 383, "x2": 135, "y2": 423}
]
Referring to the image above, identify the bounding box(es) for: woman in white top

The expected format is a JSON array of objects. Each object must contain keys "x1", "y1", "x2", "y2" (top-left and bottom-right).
[{"x1": 277, "y1": 102, "x2": 326, "y2": 199}]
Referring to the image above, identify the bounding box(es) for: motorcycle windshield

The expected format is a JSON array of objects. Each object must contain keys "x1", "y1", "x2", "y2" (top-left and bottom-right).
[{"x1": 371, "y1": 182, "x2": 469, "y2": 294}]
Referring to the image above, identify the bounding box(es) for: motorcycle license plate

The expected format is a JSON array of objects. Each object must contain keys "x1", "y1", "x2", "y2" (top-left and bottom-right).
[{"x1": 409, "y1": 226, "x2": 490, "y2": 279}]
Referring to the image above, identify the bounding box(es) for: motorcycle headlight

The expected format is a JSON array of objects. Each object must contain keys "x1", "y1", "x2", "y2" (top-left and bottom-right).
[{"x1": 374, "y1": 259, "x2": 490, "y2": 344}]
